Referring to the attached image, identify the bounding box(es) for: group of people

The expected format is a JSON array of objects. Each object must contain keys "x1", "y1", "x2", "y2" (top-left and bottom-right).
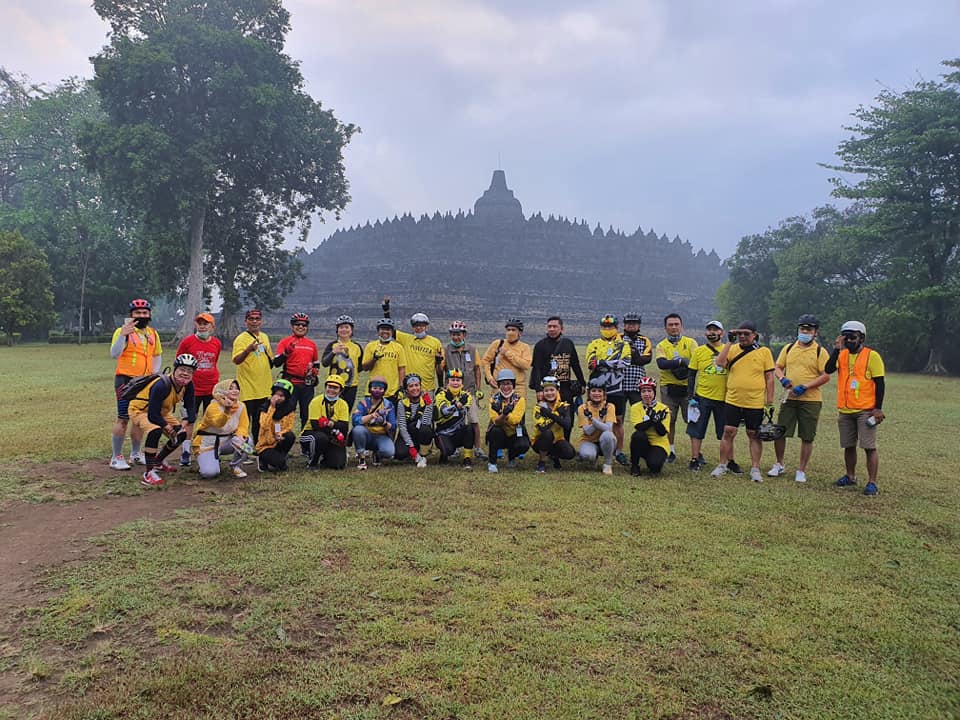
[{"x1": 108, "y1": 298, "x2": 887, "y2": 495}]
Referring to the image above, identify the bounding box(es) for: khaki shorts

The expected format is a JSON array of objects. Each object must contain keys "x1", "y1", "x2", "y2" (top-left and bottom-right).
[
  {"x1": 778, "y1": 399, "x2": 822, "y2": 442},
  {"x1": 838, "y1": 411, "x2": 878, "y2": 450},
  {"x1": 466, "y1": 401, "x2": 479, "y2": 424},
  {"x1": 660, "y1": 385, "x2": 688, "y2": 423},
  {"x1": 129, "y1": 409, "x2": 172, "y2": 435}
]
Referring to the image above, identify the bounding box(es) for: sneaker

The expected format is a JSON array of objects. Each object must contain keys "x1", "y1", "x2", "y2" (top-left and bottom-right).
[
  {"x1": 507, "y1": 460, "x2": 516, "y2": 469},
  {"x1": 794, "y1": 470, "x2": 807, "y2": 483},
  {"x1": 306, "y1": 463, "x2": 320, "y2": 472},
  {"x1": 667, "y1": 451, "x2": 677, "y2": 464},
  {"x1": 231, "y1": 466, "x2": 248, "y2": 479},
  {"x1": 110, "y1": 455, "x2": 131, "y2": 471},
  {"x1": 487, "y1": 463, "x2": 498, "y2": 473},
  {"x1": 372, "y1": 453, "x2": 381, "y2": 468},
  {"x1": 536, "y1": 461, "x2": 546, "y2": 474},
  {"x1": 473, "y1": 447, "x2": 487, "y2": 460},
  {"x1": 750, "y1": 467, "x2": 763, "y2": 483},
  {"x1": 180, "y1": 451, "x2": 191, "y2": 467},
  {"x1": 602, "y1": 463, "x2": 613, "y2": 476},
  {"x1": 357, "y1": 455, "x2": 368, "y2": 471},
  {"x1": 697, "y1": 453, "x2": 707, "y2": 468},
  {"x1": 416, "y1": 455, "x2": 427, "y2": 469},
  {"x1": 688, "y1": 459, "x2": 700, "y2": 471},
  {"x1": 131, "y1": 452, "x2": 146, "y2": 465},
  {"x1": 727, "y1": 460, "x2": 744, "y2": 475},
  {"x1": 615, "y1": 452, "x2": 629, "y2": 467},
  {"x1": 156, "y1": 462, "x2": 177, "y2": 473},
  {"x1": 630, "y1": 466, "x2": 641, "y2": 477},
  {"x1": 462, "y1": 457, "x2": 473, "y2": 471},
  {"x1": 516, "y1": 453, "x2": 525, "y2": 461},
  {"x1": 767, "y1": 462, "x2": 785, "y2": 477},
  {"x1": 835, "y1": 475, "x2": 857, "y2": 487},
  {"x1": 140, "y1": 469, "x2": 164, "y2": 487},
  {"x1": 710, "y1": 464, "x2": 728, "y2": 478},
  {"x1": 863, "y1": 481, "x2": 878, "y2": 496}
]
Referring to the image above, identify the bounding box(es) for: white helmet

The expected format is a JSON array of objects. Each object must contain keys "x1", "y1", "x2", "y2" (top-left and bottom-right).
[
  {"x1": 840, "y1": 320, "x2": 866, "y2": 336},
  {"x1": 410, "y1": 312, "x2": 430, "y2": 326}
]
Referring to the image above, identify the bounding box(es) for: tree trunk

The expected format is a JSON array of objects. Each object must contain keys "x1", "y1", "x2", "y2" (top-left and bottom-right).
[
  {"x1": 921, "y1": 347, "x2": 948, "y2": 375},
  {"x1": 177, "y1": 202, "x2": 207, "y2": 341},
  {"x1": 218, "y1": 267, "x2": 242, "y2": 343},
  {"x1": 77, "y1": 243, "x2": 89, "y2": 345}
]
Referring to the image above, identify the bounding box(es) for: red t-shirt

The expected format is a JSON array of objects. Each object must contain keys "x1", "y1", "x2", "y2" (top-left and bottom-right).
[
  {"x1": 176, "y1": 335, "x2": 222, "y2": 396},
  {"x1": 276, "y1": 335, "x2": 319, "y2": 385}
]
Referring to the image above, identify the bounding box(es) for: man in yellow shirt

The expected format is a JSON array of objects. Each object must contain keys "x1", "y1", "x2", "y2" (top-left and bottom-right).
[
  {"x1": 361, "y1": 319, "x2": 408, "y2": 399},
  {"x1": 711, "y1": 321, "x2": 775, "y2": 482},
  {"x1": 481, "y1": 318, "x2": 533, "y2": 391},
  {"x1": 381, "y1": 297, "x2": 444, "y2": 392},
  {"x1": 654, "y1": 313, "x2": 698, "y2": 463},
  {"x1": 231, "y1": 309, "x2": 273, "y2": 447},
  {"x1": 767, "y1": 314, "x2": 831, "y2": 483}
]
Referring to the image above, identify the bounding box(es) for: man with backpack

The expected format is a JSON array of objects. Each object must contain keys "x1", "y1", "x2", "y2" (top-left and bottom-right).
[
  {"x1": 767, "y1": 315, "x2": 831, "y2": 483},
  {"x1": 481, "y1": 318, "x2": 533, "y2": 392}
]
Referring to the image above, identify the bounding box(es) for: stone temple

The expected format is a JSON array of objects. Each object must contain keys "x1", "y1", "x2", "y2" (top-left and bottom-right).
[{"x1": 282, "y1": 170, "x2": 727, "y2": 340}]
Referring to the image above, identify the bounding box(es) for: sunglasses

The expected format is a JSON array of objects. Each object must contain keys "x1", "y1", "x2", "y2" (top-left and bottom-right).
[{"x1": 292, "y1": 322, "x2": 308, "y2": 328}]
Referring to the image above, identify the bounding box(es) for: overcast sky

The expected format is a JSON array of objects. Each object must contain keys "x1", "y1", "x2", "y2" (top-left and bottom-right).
[{"x1": 6, "y1": 0, "x2": 959, "y2": 258}]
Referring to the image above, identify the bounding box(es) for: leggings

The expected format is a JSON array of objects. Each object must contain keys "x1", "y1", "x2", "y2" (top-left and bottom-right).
[
  {"x1": 486, "y1": 426, "x2": 531, "y2": 461},
  {"x1": 629, "y1": 432, "x2": 668, "y2": 474},
  {"x1": 259, "y1": 432, "x2": 296, "y2": 471}
]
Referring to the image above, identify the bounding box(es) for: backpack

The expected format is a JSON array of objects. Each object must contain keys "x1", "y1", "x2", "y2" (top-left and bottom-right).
[{"x1": 117, "y1": 370, "x2": 169, "y2": 402}]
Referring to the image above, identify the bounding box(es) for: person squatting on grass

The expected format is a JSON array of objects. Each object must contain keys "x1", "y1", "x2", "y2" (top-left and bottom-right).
[
  {"x1": 299, "y1": 375, "x2": 350, "y2": 471},
  {"x1": 486, "y1": 369, "x2": 530, "y2": 473},
  {"x1": 192, "y1": 379, "x2": 251, "y2": 479},
  {"x1": 577, "y1": 378, "x2": 618, "y2": 475},
  {"x1": 110, "y1": 298, "x2": 163, "y2": 470},
  {"x1": 434, "y1": 369, "x2": 476, "y2": 470},
  {"x1": 351, "y1": 375, "x2": 396, "y2": 470},
  {"x1": 442, "y1": 320, "x2": 486, "y2": 459},
  {"x1": 256, "y1": 379, "x2": 297, "y2": 472},
  {"x1": 628, "y1": 376, "x2": 671, "y2": 477},
  {"x1": 826, "y1": 320, "x2": 886, "y2": 496},
  {"x1": 394, "y1": 373, "x2": 435, "y2": 468},
  {"x1": 532, "y1": 376, "x2": 576, "y2": 473},
  {"x1": 128, "y1": 353, "x2": 198, "y2": 487}
]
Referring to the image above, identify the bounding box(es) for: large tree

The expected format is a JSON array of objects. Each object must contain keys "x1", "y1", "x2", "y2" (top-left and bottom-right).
[
  {"x1": 82, "y1": 0, "x2": 355, "y2": 338},
  {"x1": 0, "y1": 230, "x2": 55, "y2": 344},
  {"x1": 824, "y1": 59, "x2": 960, "y2": 374}
]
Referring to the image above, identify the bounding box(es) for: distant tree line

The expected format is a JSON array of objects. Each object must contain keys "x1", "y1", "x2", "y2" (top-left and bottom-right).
[{"x1": 719, "y1": 59, "x2": 960, "y2": 375}]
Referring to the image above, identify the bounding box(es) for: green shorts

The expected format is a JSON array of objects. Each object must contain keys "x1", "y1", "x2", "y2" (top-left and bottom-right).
[{"x1": 777, "y1": 399, "x2": 822, "y2": 442}]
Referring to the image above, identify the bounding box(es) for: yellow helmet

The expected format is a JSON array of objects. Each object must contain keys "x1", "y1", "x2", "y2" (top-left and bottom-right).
[{"x1": 324, "y1": 374, "x2": 345, "y2": 389}]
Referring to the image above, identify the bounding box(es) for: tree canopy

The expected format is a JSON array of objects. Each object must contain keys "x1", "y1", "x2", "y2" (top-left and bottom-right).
[{"x1": 0, "y1": 230, "x2": 55, "y2": 343}]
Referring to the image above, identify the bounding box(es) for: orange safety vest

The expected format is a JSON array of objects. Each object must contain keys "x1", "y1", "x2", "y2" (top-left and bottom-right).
[
  {"x1": 115, "y1": 328, "x2": 159, "y2": 377},
  {"x1": 837, "y1": 348, "x2": 875, "y2": 410}
]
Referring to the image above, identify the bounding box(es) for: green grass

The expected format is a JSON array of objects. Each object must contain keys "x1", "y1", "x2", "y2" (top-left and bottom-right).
[{"x1": 1, "y1": 344, "x2": 958, "y2": 719}]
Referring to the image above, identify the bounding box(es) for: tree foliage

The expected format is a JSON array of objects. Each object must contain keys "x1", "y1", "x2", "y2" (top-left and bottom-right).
[
  {"x1": 82, "y1": 0, "x2": 356, "y2": 338},
  {"x1": 0, "y1": 230, "x2": 55, "y2": 343}
]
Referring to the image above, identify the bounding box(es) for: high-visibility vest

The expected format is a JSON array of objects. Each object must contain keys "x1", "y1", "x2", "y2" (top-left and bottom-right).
[
  {"x1": 115, "y1": 328, "x2": 160, "y2": 377},
  {"x1": 837, "y1": 348, "x2": 875, "y2": 410}
]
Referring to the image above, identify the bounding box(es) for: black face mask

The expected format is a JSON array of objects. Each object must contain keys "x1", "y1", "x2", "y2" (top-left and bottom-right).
[
  {"x1": 844, "y1": 339, "x2": 862, "y2": 352},
  {"x1": 134, "y1": 317, "x2": 151, "y2": 329},
  {"x1": 739, "y1": 341, "x2": 755, "y2": 350}
]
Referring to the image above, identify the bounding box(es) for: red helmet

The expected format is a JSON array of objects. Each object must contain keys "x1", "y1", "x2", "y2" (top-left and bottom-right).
[
  {"x1": 291, "y1": 312, "x2": 310, "y2": 325},
  {"x1": 129, "y1": 298, "x2": 152, "y2": 311},
  {"x1": 637, "y1": 376, "x2": 657, "y2": 391}
]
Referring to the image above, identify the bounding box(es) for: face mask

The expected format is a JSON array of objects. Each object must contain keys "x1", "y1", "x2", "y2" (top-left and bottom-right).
[
  {"x1": 739, "y1": 338, "x2": 755, "y2": 350},
  {"x1": 450, "y1": 339, "x2": 465, "y2": 348},
  {"x1": 505, "y1": 329, "x2": 520, "y2": 343},
  {"x1": 414, "y1": 330, "x2": 427, "y2": 339},
  {"x1": 379, "y1": 335, "x2": 392, "y2": 344},
  {"x1": 844, "y1": 339, "x2": 862, "y2": 352},
  {"x1": 600, "y1": 327, "x2": 618, "y2": 340},
  {"x1": 325, "y1": 392, "x2": 340, "y2": 401},
  {"x1": 370, "y1": 389, "x2": 385, "y2": 399},
  {"x1": 196, "y1": 331, "x2": 211, "y2": 340},
  {"x1": 797, "y1": 332, "x2": 814, "y2": 344},
  {"x1": 134, "y1": 317, "x2": 150, "y2": 329}
]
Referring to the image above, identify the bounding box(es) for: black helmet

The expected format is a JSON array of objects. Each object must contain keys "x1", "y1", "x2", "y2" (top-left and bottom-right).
[
  {"x1": 623, "y1": 312, "x2": 642, "y2": 323},
  {"x1": 796, "y1": 314, "x2": 820, "y2": 328},
  {"x1": 335, "y1": 314, "x2": 354, "y2": 328},
  {"x1": 587, "y1": 378, "x2": 606, "y2": 391},
  {"x1": 758, "y1": 408, "x2": 787, "y2": 442},
  {"x1": 505, "y1": 317, "x2": 524, "y2": 332}
]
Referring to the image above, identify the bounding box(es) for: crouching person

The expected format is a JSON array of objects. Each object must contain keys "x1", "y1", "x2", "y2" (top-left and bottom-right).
[
  {"x1": 193, "y1": 379, "x2": 251, "y2": 479},
  {"x1": 629, "y1": 377, "x2": 671, "y2": 477},
  {"x1": 532, "y1": 376, "x2": 575, "y2": 473},
  {"x1": 395, "y1": 374, "x2": 435, "y2": 468},
  {"x1": 486, "y1": 369, "x2": 529, "y2": 472},
  {"x1": 300, "y1": 375, "x2": 350, "y2": 470},
  {"x1": 129, "y1": 353, "x2": 199, "y2": 488},
  {"x1": 257, "y1": 379, "x2": 297, "y2": 472},
  {"x1": 352, "y1": 375, "x2": 396, "y2": 470},
  {"x1": 435, "y1": 369, "x2": 475, "y2": 470},
  {"x1": 577, "y1": 378, "x2": 617, "y2": 475}
]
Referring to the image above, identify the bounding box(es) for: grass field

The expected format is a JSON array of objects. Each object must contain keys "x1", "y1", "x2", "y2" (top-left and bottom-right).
[{"x1": 0, "y1": 344, "x2": 958, "y2": 719}]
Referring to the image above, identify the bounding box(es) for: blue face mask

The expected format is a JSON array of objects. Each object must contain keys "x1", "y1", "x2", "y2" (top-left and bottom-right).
[
  {"x1": 667, "y1": 333, "x2": 681, "y2": 342},
  {"x1": 414, "y1": 330, "x2": 427, "y2": 339},
  {"x1": 797, "y1": 332, "x2": 814, "y2": 344},
  {"x1": 450, "y1": 339, "x2": 465, "y2": 348}
]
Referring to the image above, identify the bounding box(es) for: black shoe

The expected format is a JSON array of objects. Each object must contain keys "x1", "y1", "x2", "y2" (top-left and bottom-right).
[
  {"x1": 615, "y1": 452, "x2": 629, "y2": 466},
  {"x1": 697, "y1": 453, "x2": 707, "y2": 468},
  {"x1": 630, "y1": 465, "x2": 642, "y2": 477},
  {"x1": 553, "y1": 458, "x2": 562, "y2": 470},
  {"x1": 688, "y1": 459, "x2": 700, "y2": 471},
  {"x1": 667, "y1": 451, "x2": 677, "y2": 464},
  {"x1": 727, "y1": 460, "x2": 744, "y2": 475},
  {"x1": 439, "y1": 454, "x2": 449, "y2": 465},
  {"x1": 257, "y1": 456, "x2": 269, "y2": 473}
]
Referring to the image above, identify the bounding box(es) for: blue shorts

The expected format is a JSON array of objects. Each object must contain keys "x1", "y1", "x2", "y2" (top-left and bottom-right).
[{"x1": 685, "y1": 396, "x2": 725, "y2": 440}]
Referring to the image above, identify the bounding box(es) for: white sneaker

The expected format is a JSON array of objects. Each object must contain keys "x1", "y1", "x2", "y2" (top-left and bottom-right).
[
  {"x1": 795, "y1": 470, "x2": 807, "y2": 483},
  {"x1": 110, "y1": 455, "x2": 131, "y2": 471},
  {"x1": 602, "y1": 463, "x2": 613, "y2": 476},
  {"x1": 487, "y1": 463, "x2": 498, "y2": 473},
  {"x1": 231, "y1": 466, "x2": 248, "y2": 479},
  {"x1": 710, "y1": 464, "x2": 727, "y2": 477},
  {"x1": 416, "y1": 455, "x2": 427, "y2": 469},
  {"x1": 767, "y1": 462, "x2": 785, "y2": 477},
  {"x1": 750, "y1": 467, "x2": 763, "y2": 483},
  {"x1": 131, "y1": 452, "x2": 145, "y2": 465}
]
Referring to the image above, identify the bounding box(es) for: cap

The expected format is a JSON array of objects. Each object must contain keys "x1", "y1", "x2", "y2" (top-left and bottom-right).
[
  {"x1": 195, "y1": 312, "x2": 215, "y2": 325},
  {"x1": 735, "y1": 321, "x2": 758, "y2": 332},
  {"x1": 705, "y1": 320, "x2": 723, "y2": 330}
]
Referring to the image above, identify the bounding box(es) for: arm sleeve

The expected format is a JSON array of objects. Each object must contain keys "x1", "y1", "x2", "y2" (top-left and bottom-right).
[
  {"x1": 385, "y1": 402, "x2": 397, "y2": 428},
  {"x1": 502, "y1": 342, "x2": 532, "y2": 370},
  {"x1": 557, "y1": 405, "x2": 572, "y2": 432},
  {"x1": 351, "y1": 401, "x2": 366, "y2": 427},
  {"x1": 824, "y1": 348, "x2": 841, "y2": 374},
  {"x1": 152, "y1": 355, "x2": 163, "y2": 373},
  {"x1": 591, "y1": 418, "x2": 613, "y2": 433},
  {"x1": 874, "y1": 377, "x2": 885, "y2": 409},
  {"x1": 687, "y1": 370, "x2": 697, "y2": 397},
  {"x1": 321, "y1": 341, "x2": 335, "y2": 367},
  {"x1": 147, "y1": 380, "x2": 170, "y2": 427},
  {"x1": 182, "y1": 384, "x2": 197, "y2": 423},
  {"x1": 396, "y1": 403, "x2": 413, "y2": 445},
  {"x1": 110, "y1": 330, "x2": 126, "y2": 359}
]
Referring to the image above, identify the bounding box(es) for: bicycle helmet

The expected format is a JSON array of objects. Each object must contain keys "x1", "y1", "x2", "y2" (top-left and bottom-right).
[
  {"x1": 324, "y1": 374, "x2": 345, "y2": 389},
  {"x1": 376, "y1": 318, "x2": 396, "y2": 329},
  {"x1": 600, "y1": 314, "x2": 618, "y2": 326},
  {"x1": 173, "y1": 353, "x2": 199, "y2": 369},
  {"x1": 496, "y1": 369, "x2": 516, "y2": 383},
  {"x1": 622, "y1": 312, "x2": 641, "y2": 323},
  {"x1": 404, "y1": 373, "x2": 422, "y2": 388},
  {"x1": 272, "y1": 378, "x2": 294, "y2": 397},
  {"x1": 335, "y1": 314, "x2": 354, "y2": 328},
  {"x1": 449, "y1": 320, "x2": 468, "y2": 333},
  {"x1": 410, "y1": 312, "x2": 430, "y2": 326},
  {"x1": 447, "y1": 368, "x2": 464, "y2": 379},
  {"x1": 637, "y1": 376, "x2": 657, "y2": 391},
  {"x1": 758, "y1": 408, "x2": 787, "y2": 441},
  {"x1": 504, "y1": 318, "x2": 524, "y2": 331},
  {"x1": 587, "y1": 377, "x2": 606, "y2": 391},
  {"x1": 541, "y1": 376, "x2": 559, "y2": 389},
  {"x1": 291, "y1": 312, "x2": 310, "y2": 325},
  {"x1": 129, "y1": 298, "x2": 152, "y2": 311},
  {"x1": 840, "y1": 320, "x2": 866, "y2": 336}
]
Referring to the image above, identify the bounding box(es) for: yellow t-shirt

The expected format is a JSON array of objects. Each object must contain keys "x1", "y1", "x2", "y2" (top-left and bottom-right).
[
  {"x1": 396, "y1": 330, "x2": 444, "y2": 391},
  {"x1": 655, "y1": 337, "x2": 698, "y2": 386},
  {"x1": 775, "y1": 342, "x2": 830, "y2": 402},
  {"x1": 362, "y1": 340, "x2": 408, "y2": 397},
  {"x1": 232, "y1": 331, "x2": 273, "y2": 401},
  {"x1": 325, "y1": 340, "x2": 363, "y2": 388},
  {"x1": 724, "y1": 345, "x2": 775, "y2": 409},
  {"x1": 628, "y1": 400, "x2": 671, "y2": 453},
  {"x1": 306, "y1": 395, "x2": 351, "y2": 425},
  {"x1": 577, "y1": 401, "x2": 617, "y2": 443},
  {"x1": 688, "y1": 343, "x2": 727, "y2": 402}
]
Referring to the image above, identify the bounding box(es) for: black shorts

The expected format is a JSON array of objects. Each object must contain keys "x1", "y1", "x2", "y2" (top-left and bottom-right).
[
  {"x1": 724, "y1": 404, "x2": 764, "y2": 431},
  {"x1": 115, "y1": 374, "x2": 132, "y2": 420},
  {"x1": 608, "y1": 393, "x2": 626, "y2": 417}
]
